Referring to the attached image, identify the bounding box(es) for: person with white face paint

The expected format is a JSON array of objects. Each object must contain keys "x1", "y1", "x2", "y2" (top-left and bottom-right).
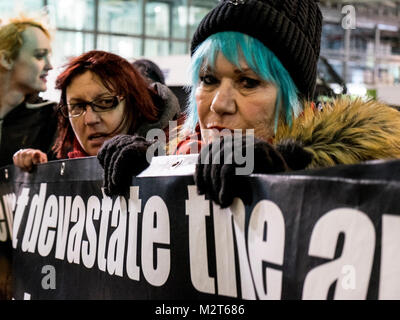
[
  {"x1": 0, "y1": 17, "x2": 56, "y2": 168},
  {"x1": 0, "y1": 16, "x2": 56, "y2": 301}
]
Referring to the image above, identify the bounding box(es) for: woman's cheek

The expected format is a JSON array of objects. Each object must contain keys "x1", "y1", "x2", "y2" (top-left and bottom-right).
[
  {"x1": 69, "y1": 118, "x2": 84, "y2": 144},
  {"x1": 110, "y1": 107, "x2": 128, "y2": 135},
  {"x1": 196, "y1": 89, "x2": 212, "y2": 121}
]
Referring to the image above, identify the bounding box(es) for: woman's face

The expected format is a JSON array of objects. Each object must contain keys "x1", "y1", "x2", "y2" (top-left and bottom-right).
[
  {"x1": 196, "y1": 52, "x2": 277, "y2": 144},
  {"x1": 66, "y1": 70, "x2": 128, "y2": 156},
  {"x1": 11, "y1": 26, "x2": 52, "y2": 94}
]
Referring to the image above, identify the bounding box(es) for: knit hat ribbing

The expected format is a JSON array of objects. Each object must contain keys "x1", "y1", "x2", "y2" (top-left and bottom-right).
[{"x1": 190, "y1": 0, "x2": 323, "y2": 99}]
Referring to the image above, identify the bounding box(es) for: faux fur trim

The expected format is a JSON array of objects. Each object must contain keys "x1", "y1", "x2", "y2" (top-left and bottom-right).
[{"x1": 275, "y1": 97, "x2": 400, "y2": 168}]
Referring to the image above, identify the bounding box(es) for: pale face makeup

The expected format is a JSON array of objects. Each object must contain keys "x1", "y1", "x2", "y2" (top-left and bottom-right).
[{"x1": 10, "y1": 26, "x2": 53, "y2": 94}]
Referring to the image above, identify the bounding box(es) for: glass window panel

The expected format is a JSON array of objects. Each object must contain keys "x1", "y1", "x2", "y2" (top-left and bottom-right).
[
  {"x1": 188, "y1": 1, "x2": 218, "y2": 39},
  {"x1": 171, "y1": 41, "x2": 187, "y2": 55},
  {"x1": 145, "y1": 1, "x2": 169, "y2": 37},
  {"x1": 0, "y1": 0, "x2": 45, "y2": 13},
  {"x1": 0, "y1": 1, "x2": 15, "y2": 14},
  {"x1": 171, "y1": 0, "x2": 188, "y2": 39},
  {"x1": 42, "y1": 31, "x2": 94, "y2": 103},
  {"x1": 348, "y1": 64, "x2": 368, "y2": 84},
  {"x1": 19, "y1": 0, "x2": 44, "y2": 10},
  {"x1": 52, "y1": 30, "x2": 94, "y2": 67},
  {"x1": 321, "y1": 23, "x2": 345, "y2": 51},
  {"x1": 350, "y1": 27, "x2": 375, "y2": 54},
  {"x1": 98, "y1": 0, "x2": 142, "y2": 35},
  {"x1": 380, "y1": 30, "x2": 400, "y2": 55},
  {"x1": 97, "y1": 35, "x2": 142, "y2": 61},
  {"x1": 376, "y1": 63, "x2": 400, "y2": 85},
  {"x1": 144, "y1": 39, "x2": 169, "y2": 57},
  {"x1": 346, "y1": 61, "x2": 388, "y2": 87},
  {"x1": 47, "y1": 0, "x2": 94, "y2": 30}
]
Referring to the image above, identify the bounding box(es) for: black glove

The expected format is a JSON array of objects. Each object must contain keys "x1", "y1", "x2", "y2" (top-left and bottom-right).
[
  {"x1": 97, "y1": 135, "x2": 154, "y2": 196},
  {"x1": 194, "y1": 136, "x2": 313, "y2": 208},
  {"x1": 276, "y1": 138, "x2": 314, "y2": 171}
]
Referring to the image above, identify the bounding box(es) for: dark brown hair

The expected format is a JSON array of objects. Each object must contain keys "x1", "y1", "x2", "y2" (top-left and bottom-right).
[{"x1": 52, "y1": 50, "x2": 160, "y2": 158}]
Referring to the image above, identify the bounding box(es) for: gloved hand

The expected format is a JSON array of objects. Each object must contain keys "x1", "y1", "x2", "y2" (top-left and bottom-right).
[
  {"x1": 276, "y1": 138, "x2": 314, "y2": 171},
  {"x1": 97, "y1": 135, "x2": 155, "y2": 196},
  {"x1": 194, "y1": 136, "x2": 313, "y2": 208}
]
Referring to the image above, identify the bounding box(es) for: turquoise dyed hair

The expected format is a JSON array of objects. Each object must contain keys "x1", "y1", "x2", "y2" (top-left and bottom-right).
[{"x1": 184, "y1": 31, "x2": 301, "y2": 133}]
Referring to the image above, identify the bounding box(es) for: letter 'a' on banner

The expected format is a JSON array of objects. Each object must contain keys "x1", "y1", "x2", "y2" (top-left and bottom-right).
[{"x1": 2, "y1": 156, "x2": 400, "y2": 300}]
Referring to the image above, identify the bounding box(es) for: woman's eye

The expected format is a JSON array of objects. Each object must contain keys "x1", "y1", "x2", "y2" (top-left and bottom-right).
[
  {"x1": 97, "y1": 98, "x2": 113, "y2": 106},
  {"x1": 34, "y1": 50, "x2": 48, "y2": 60},
  {"x1": 240, "y1": 77, "x2": 261, "y2": 89},
  {"x1": 200, "y1": 75, "x2": 218, "y2": 85},
  {"x1": 69, "y1": 104, "x2": 85, "y2": 114}
]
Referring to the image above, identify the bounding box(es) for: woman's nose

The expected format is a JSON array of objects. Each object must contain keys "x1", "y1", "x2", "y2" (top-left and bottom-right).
[
  {"x1": 210, "y1": 80, "x2": 236, "y2": 115},
  {"x1": 84, "y1": 106, "x2": 101, "y2": 125},
  {"x1": 44, "y1": 56, "x2": 53, "y2": 71}
]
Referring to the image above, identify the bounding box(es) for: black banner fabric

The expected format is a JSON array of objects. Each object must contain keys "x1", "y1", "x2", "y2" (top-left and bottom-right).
[
  {"x1": 1, "y1": 157, "x2": 400, "y2": 300},
  {"x1": 0, "y1": 166, "x2": 14, "y2": 245},
  {"x1": 0, "y1": 166, "x2": 14, "y2": 300}
]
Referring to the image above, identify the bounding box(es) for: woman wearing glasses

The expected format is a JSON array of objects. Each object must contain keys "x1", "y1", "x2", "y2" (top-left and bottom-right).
[{"x1": 13, "y1": 50, "x2": 180, "y2": 171}]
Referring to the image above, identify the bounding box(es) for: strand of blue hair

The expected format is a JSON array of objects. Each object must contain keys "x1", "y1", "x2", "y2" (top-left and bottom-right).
[{"x1": 184, "y1": 31, "x2": 301, "y2": 134}]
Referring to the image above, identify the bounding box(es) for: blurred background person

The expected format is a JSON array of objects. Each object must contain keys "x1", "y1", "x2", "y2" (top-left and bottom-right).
[
  {"x1": 132, "y1": 58, "x2": 165, "y2": 85},
  {"x1": 131, "y1": 58, "x2": 183, "y2": 135},
  {"x1": 0, "y1": 16, "x2": 56, "y2": 168}
]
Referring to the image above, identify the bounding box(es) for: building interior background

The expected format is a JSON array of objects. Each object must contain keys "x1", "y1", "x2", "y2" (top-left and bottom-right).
[{"x1": 1, "y1": 0, "x2": 400, "y2": 108}]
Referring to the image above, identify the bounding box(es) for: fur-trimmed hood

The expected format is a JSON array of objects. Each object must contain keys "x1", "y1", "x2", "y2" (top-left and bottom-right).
[{"x1": 275, "y1": 97, "x2": 400, "y2": 169}]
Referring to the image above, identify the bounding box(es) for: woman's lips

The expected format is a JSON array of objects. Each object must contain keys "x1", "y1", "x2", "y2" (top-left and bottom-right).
[
  {"x1": 87, "y1": 133, "x2": 108, "y2": 146},
  {"x1": 206, "y1": 125, "x2": 234, "y2": 133},
  {"x1": 202, "y1": 126, "x2": 235, "y2": 143},
  {"x1": 40, "y1": 74, "x2": 48, "y2": 83}
]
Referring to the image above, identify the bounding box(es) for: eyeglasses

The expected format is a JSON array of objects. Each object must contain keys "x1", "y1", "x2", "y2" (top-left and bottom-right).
[{"x1": 59, "y1": 96, "x2": 124, "y2": 118}]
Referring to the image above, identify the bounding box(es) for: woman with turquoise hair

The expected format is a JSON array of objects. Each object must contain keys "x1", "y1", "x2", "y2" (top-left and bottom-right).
[
  {"x1": 179, "y1": 30, "x2": 302, "y2": 150},
  {"x1": 98, "y1": 0, "x2": 400, "y2": 207}
]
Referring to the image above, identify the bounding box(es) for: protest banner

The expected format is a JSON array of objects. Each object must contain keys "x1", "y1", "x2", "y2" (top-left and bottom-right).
[{"x1": 1, "y1": 156, "x2": 400, "y2": 299}]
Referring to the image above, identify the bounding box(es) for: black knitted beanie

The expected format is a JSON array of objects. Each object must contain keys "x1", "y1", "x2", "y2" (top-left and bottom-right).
[{"x1": 190, "y1": 0, "x2": 323, "y2": 99}]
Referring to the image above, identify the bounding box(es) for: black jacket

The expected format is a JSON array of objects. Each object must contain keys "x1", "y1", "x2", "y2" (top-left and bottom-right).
[{"x1": 0, "y1": 96, "x2": 58, "y2": 167}]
